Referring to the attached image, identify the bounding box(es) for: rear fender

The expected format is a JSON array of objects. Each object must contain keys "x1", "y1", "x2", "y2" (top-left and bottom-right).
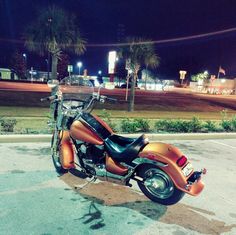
[
  {"x1": 59, "y1": 131, "x2": 75, "y2": 169},
  {"x1": 138, "y1": 142, "x2": 204, "y2": 196}
]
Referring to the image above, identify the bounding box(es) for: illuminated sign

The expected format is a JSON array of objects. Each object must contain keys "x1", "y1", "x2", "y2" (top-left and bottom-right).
[{"x1": 108, "y1": 51, "x2": 117, "y2": 74}]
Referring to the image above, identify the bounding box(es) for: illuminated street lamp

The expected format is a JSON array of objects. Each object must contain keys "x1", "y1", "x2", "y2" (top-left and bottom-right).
[
  {"x1": 77, "y1": 61, "x2": 82, "y2": 76},
  {"x1": 98, "y1": 70, "x2": 102, "y2": 75},
  {"x1": 23, "y1": 53, "x2": 27, "y2": 69}
]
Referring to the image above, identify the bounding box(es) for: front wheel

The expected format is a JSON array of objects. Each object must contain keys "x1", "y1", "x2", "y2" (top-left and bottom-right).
[
  {"x1": 137, "y1": 164, "x2": 185, "y2": 205},
  {"x1": 51, "y1": 130, "x2": 68, "y2": 175}
]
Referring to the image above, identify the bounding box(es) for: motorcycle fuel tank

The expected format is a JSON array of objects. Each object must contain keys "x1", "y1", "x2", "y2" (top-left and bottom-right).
[{"x1": 70, "y1": 120, "x2": 104, "y2": 145}]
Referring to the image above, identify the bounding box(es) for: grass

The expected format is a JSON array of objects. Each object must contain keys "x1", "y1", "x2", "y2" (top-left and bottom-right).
[
  {"x1": 1, "y1": 106, "x2": 236, "y2": 120},
  {"x1": 1, "y1": 106, "x2": 236, "y2": 134},
  {"x1": 0, "y1": 106, "x2": 50, "y2": 117}
]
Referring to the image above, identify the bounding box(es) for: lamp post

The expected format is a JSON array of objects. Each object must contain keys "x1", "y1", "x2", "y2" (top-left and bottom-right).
[
  {"x1": 45, "y1": 57, "x2": 50, "y2": 81},
  {"x1": 77, "y1": 61, "x2": 82, "y2": 76},
  {"x1": 22, "y1": 53, "x2": 27, "y2": 79},
  {"x1": 23, "y1": 53, "x2": 27, "y2": 68}
]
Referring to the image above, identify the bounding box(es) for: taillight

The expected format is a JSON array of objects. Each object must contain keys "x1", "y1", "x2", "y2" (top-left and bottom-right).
[{"x1": 177, "y1": 155, "x2": 187, "y2": 167}]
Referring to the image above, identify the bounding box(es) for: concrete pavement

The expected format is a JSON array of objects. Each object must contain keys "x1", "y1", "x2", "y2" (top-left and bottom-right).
[{"x1": 0, "y1": 139, "x2": 236, "y2": 234}]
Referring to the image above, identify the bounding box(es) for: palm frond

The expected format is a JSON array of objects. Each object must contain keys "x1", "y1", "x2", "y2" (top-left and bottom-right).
[{"x1": 24, "y1": 5, "x2": 86, "y2": 56}]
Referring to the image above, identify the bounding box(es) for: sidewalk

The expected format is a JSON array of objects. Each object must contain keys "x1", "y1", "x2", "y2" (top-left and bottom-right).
[{"x1": 0, "y1": 133, "x2": 236, "y2": 143}]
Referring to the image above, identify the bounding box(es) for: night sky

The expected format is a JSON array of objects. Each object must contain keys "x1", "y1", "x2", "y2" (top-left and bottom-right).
[{"x1": 1, "y1": 0, "x2": 236, "y2": 79}]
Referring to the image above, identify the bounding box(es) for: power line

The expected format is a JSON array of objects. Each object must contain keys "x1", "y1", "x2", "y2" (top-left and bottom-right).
[
  {"x1": 87, "y1": 27, "x2": 236, "y2": 47},
  {"x1": 0, "y1": 27, "x2": 236, "y2": 48}
]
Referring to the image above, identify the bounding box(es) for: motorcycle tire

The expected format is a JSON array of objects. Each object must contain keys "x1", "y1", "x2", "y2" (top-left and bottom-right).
[
  {"x1": 137, "y1": 164, "x2": 184, "y2": 205},
  {"x1": 51, "y1": 130, "x2": 68, "y2": 175}
]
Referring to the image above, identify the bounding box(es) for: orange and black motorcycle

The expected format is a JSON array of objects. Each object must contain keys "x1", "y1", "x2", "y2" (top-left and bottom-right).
[{"x1": 42, "y1": 76, "x2": 206, "y2": 205}]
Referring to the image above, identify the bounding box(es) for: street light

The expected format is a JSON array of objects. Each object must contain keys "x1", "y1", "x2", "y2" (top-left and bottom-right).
[
  {"x1": 98, "y1": 70, "x2": 102, "y2": 75},
  {"x1": 23, "y1": 53, "x2": 27, "y2": 68},
  {"x1": 45, "y1": 59, "x2": 50, "y2": 81},
  {"x1": 77, "y1": 61, "x2": 82, "y2": 76}
]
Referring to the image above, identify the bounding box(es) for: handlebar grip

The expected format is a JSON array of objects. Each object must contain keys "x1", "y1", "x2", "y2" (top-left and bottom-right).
[
  {"x1": 106, "y1": 97, "x2": 117, "y2": 103},
  {"x1": 40, "y1": 95, "x2": 57, "y2": 102}
]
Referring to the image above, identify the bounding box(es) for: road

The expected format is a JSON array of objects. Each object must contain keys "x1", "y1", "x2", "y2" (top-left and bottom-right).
[
  {"x1": 0, "y1": 139, "x2": 236, "y2": 235},
  {"x1": 1, "y1": 81, "x2": 236, "y2": 111}
]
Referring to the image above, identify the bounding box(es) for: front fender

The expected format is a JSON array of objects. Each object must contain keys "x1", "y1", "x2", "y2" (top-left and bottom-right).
[
  {"x1": 59, "y1": 131, "x2": 75, "y2": 169},
  {"x1": 138, "y1": 142, "x2": 204, "y2": 196}
]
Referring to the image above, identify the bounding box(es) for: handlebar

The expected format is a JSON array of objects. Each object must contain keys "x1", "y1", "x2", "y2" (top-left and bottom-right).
[
  {"x1": 100, "y1": 95, "x2": 117, "y2": 103},
  {"x1": 106, "y1": 97, "x2": 117, "y2": 103},
  {"x1": 40, "y1": 95, "x2": 57, "y2": 102}
]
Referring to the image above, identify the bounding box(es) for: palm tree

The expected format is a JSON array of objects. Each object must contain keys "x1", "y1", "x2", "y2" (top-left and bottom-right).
[
  {"x1": 24, "y1": 6, "x2": 86, "y2": 80},
  {"x1": 144, "y1": 53, "x2": 160, "y2": 90},
  {"x1": 119, "y1": 37, "x2": 160, "y2": 112}
]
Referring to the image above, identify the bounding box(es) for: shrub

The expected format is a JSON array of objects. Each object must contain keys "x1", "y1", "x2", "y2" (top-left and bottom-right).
[
  {"x1": 155, "y1": 119, "x2": 172, "y2": 132},
  {"x1": 187, "y1": 117, "x2": 203, "y2": 133},
  {"x1": 134, "y1": 118, "x2": 150, "y2": 132},
  {"x1": 155, "y1": 119, "x2": 190, "y2": 133},
  {"x1": 220, "y1": 120, "x2": 233, "y2": 132},
  {"x1": 204, "y1": 120, "x2": 218, "y2": 132},
  {"x1": 155, "y1": 117, "x2": 204, "y2": 133},
  {"x1": 220, "y1": 111, "x2": 236, "y2": 132},
  {"x1": 120, "y1": 119, "x2": 137, "y2": 133},
  {"x1": 231, "y1": 116, "x2": 236, "y2": 131},
  {"x1": 171, "y1": 120, "x2": 189, "y2": 132},
  {"x1": 0, "y1": 117, "x2": 17, "y2": 132}
]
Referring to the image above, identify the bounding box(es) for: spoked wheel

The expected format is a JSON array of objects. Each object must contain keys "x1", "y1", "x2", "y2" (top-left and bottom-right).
[
  {"x1": 51, "y1": 129, "x2": 68, "y2": 175},
  {"x1": 137, "y1": 164, "x2": 185, "y2": 205}
]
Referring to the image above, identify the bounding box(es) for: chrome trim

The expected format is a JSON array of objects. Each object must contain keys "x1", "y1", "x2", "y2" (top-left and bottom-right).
[{"x1": 132, "y1": 158, "x2": 168, "y2": 167}]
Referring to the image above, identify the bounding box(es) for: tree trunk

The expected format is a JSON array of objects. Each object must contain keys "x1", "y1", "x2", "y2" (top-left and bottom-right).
[
  {"x1": 145, "y1": 66, "x2": 148, "y2": 90},
  {"x1": 128, "y1": 73, "x2": 137, "y2": 112},
  {"x1": 51, "y1": 53, "x2": 58, "y2": 80}
]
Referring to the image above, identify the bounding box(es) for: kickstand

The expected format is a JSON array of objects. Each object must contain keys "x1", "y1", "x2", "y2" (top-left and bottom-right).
[{"x1": 74, "y1": 176, "x2": 97, "y2": 190}]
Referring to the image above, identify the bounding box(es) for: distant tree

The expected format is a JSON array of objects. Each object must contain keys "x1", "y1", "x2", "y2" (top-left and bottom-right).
[
  {"x1": 144, "y1": 52, "x2": 160, "y2": 90},
  {"x1": 24, "y1": 5, "x2": 86, "y2": 80},
  {"x1": 11, "y1": 52, "x2": 27, "y2": 79},
  {"x1": 57, "y1": 53, "x2": 69, "y2": 81},
  {"x1": 191, "y1": 71, "x2": 209, "y2": 82},
  {"x1": 119, "y1": 37, "x2": 160, "y2": 111}
]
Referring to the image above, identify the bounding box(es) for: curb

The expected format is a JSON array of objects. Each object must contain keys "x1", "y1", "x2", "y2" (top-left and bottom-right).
[{"x1": 0, "y1": 133, "x2": 236, "y2": 143}]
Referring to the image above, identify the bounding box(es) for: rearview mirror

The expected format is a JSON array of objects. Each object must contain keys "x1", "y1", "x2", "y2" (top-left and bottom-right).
[{"x1": 47, "y1": 80, "x2": 59, "y2": 88}]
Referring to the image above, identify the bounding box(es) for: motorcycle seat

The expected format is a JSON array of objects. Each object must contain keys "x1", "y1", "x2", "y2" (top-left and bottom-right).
[{"x1": 104, "y1": 134, "x2": 149, "y2": 163}]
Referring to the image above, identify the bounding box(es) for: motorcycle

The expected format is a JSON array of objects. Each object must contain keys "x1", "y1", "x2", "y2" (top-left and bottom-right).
[{"x1": 41, "y1": 76, "x2": 206, "y2": 205}]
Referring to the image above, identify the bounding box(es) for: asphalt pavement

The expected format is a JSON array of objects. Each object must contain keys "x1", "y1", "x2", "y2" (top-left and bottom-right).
[{"x1": 0, "y1": 139, "x2": 236, "y2": 235}]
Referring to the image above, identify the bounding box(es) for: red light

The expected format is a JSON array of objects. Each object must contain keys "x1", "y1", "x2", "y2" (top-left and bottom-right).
[{"x1": 177, "y1": 155, "x2": 187, "y2": 167}]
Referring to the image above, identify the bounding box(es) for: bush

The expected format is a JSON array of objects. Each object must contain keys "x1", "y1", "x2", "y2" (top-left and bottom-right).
[
  {"x1": 155, "y1": 119, "x2": 172, "y2": 132},
  {"x1": 220, "y1": 120, "x2": 233, "y2": 132},
  {"x1": 187, "y1": 117, "x2": 203, "y2": 133},
  {"x1": 120, "y1": 119, "x2": 137, "y2": 133},
  {"x1": 171, "y1": 120, "x2": 189, "y2": 132},
  {"x1": 220, "y1": 111, "x2": 236, "y2": 132},
  {"x1": 155, "y1": 117, "x2": 205, "y2": 133},
  {"x1": 231, "y1": 116, "x2": 236, "y2": 131},
  {"x1": 155, "y1": 119, "x2": 190, "y2": 133},
  {"x1": 204, "y1": 120, "x2": 218, "y2": 132},
  {"x1": 0, "y1": 117, "x2": 17, "y2": 132},
  {"x1": 134, "y1": 118, "x2": 150, "y2": 132}
]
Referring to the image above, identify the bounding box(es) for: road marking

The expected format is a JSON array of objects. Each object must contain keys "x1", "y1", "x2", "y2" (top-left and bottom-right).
[{"x1": 209, "y1": 140, "x2": 236, "y2": 149}]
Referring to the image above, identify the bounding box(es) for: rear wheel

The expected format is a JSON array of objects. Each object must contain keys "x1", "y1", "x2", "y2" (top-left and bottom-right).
[
  {"x1": 137, "y1": 164, "x2": 184, "y2": 205},
  {"x1": 51, "y1": 129, "x2": 68, "y2": 175}
]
